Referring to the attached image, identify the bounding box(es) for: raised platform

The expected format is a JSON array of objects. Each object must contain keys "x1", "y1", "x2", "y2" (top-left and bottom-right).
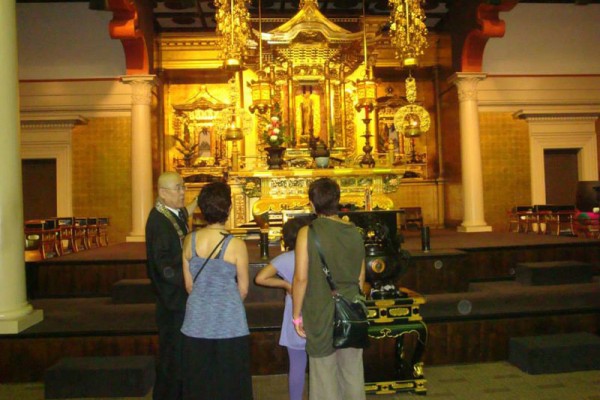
[
  {"x1": 5, "y1": 229, "x2": 599, "y2": 383},
  {"x1": 24, "y1": 230, "x2": 600, "y2": 298}
]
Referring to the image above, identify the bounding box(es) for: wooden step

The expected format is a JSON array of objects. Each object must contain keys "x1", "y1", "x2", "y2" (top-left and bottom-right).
[
  {"x1": 44, "y1": 356, "x2": 155, "y2": 398},
  {"x1": 111, "y1": 279, "x2": 155, "y2": 304},
  {"x1": 509, "y1": 332, "x2": 600, "y2": 374},
  {"x1": 515, "y1": 260, "x2": 594, "y2": 286}
]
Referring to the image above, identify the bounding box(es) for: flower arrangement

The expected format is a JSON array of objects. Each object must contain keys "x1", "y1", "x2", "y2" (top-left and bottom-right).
[
  {"x1": 260, "y1": 103, "x2": 289, "y2": 148},
  {"x1": 262, "y1": 114, "x2": 289, "y2": 148}
]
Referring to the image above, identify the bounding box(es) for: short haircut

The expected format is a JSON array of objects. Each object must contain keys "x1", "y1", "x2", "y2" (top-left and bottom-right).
[
  {"x1": 157, "y1": 171, "x2": 181, "y2": 188},
  {"x1": 198, "y1": 181, "x2": 231, "y2": 224},
  {"x1": 281, "y1": 215, "x2": 314, "y2": 250},
  {"x1": 308, "y1": 178, "x2": 340, "y2": 216}
]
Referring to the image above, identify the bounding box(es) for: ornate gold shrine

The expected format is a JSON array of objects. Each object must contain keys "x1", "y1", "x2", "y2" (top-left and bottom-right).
[
  {"x1": 258, "y1": 0, "x2": 366, "y2": 152},
  {"x1": 163, "y1": 0, "x2": 439, "y2": 234},
  {"x1": 170, "y1": 85, "x2": 229, "y2": 168}
]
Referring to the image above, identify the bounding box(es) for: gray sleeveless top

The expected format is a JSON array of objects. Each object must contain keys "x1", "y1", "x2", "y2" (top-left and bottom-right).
[
  {"x1": 303, "y1": 217, "x2": 365, "y2": 357},
  {"x1": 181, "y1": 232, "x2": 249, "y2": 339}
]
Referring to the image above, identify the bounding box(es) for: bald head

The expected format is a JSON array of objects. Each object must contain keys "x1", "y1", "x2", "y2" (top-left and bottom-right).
[
  {"x1": 158, "y1": 171, "x2": 182, "y2": 188},
  {"x1": 158, "y1": 171, "x2": 185, "y2": 208}
]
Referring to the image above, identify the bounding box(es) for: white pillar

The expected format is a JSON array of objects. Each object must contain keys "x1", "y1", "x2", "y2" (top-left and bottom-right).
[
  {"x1": 450, "y1": 73, "x2": 492, "y2": 233},
  {"x1": 0, "y1": 1, "x2": 43, "y2": 334},
  {"x1": 121, "y1": 76, "x2": 155, "y2": 242}
]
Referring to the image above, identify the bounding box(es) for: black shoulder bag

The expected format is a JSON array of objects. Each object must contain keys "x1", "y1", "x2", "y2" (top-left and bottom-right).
[
  {"x1": 193, "y1": 233, "x2": 228, "y2": 283},
  {"x1": 311, "y1": 226, "x2": 369, "y2": 349}
]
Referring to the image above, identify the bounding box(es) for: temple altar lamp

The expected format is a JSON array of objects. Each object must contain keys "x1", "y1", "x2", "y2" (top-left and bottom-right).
[{"x1": 338, "y1": 210, "x2": 427, "y2": 395}]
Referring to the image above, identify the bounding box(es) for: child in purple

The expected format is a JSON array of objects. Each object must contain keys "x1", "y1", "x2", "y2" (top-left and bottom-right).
[{"x1": 255, "y1": 216, "x2": 314, "y2": 400}]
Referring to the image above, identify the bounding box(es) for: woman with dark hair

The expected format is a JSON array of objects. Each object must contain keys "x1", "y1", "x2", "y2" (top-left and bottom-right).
[
  {"x1": 254, "y1": 215, "x2": 314, "y2": 400},
  {"x1": 180, "y1": 181, "x2": 252, "y2": 400},
  {"x1": 292, "y1": 178, "x2": 366, "y2": 400}
]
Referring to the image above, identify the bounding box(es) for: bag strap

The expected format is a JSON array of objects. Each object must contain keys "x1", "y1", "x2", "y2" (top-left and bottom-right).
[
  {"x1": 193, "y1": 232, "x2": 228, "y2": 283},
  {"x1": 310, "y1": 225, "x2": 337, "y2": 294}
]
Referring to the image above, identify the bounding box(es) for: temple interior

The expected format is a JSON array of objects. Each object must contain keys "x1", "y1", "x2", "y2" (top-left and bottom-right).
[
  {"x1": 1, "y1": 0, "x2": 600, "y2": 397},
  {"x1": 12, "y1": 0, "x2": 600, "y2": 243}
]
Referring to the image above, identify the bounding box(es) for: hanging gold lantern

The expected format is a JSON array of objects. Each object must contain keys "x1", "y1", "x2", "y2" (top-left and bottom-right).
[
  {"x1": 248, "y1": 0, "x2": 272, "y2": 114},
  {"x1": 354, "y1": 1, "x2": 377, "y2": 115},
  {"x1": 394, "y1": 75, "x2": 430, "y2": 163},
  {"x1": 215, "y1": 0, "x2": 252, "y2": 70},
  {"x1": 249, "y1": 75, "x2": 272, "y2": 114},
  {"x1": 394, "y1": 76, "x2": 430, "y2": 137},
  {"x1": 388, "y1": 0, "x2": 429, "y2": 67},
  {"x1": 404, "y1": 112, "x2": 422, "y2": 137},
  {"x1": 355, "y1": 72, "x2": 377, "y2": 112}
]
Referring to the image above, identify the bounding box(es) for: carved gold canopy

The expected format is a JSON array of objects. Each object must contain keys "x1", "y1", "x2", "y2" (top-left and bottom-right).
[
  {"x1": 261, "y1": 0, "x2": 367, "y2": 82},
  {"x1": 172, "y1": 85, "x2": 228, "y2": 114}
]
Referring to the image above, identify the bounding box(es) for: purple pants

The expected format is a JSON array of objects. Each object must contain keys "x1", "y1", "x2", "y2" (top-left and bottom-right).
[{"x1": 287, "y1": 347, "x2": 307, "y2": 400}]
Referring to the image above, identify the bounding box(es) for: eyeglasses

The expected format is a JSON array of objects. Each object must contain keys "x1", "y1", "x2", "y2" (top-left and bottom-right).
[{"x1": 160, "y1": 185, "x2": 186, "y2": 192}]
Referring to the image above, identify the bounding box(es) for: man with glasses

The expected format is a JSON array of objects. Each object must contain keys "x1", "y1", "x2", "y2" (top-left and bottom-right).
[{"x1": 146, "y1": 171, "x2": 197, "y2": 400}]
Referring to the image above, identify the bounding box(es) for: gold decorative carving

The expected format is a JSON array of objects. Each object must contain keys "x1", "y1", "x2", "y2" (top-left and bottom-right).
[
  {"x1": 388, "y1": 307, "x2": 410, "y2": 317},
  {"x1": 252, "y1": 194, "x2": 393, "y2": 230},
  {"x1": 214, "y1": 0, "x2": 251, "y2": 67},
  {"x1": 394, "y1": 105, "x2": 431, "y2": 135},
  {"x1": 171, "y1": 86, "x2": 229, "y2": 168},
  {"x1": 233, "y1": 193, "x2": 247, "y2": 228},
  {"x1": 158, "y1": 34, "x2": 224, "y2": 70}
]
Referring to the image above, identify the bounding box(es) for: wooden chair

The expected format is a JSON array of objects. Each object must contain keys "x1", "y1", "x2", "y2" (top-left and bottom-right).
[
  {"x1": 72, "y1": 218, "x2": 88, "y2": 252},
  {"x1": 535, "y1": 205, "x2": 577, "y2": 236},
  {"x1": 25, "y1": 219, "x2": 60, "y2": 259},
  {"x1": 532, "y1": 205, "x2": 555, "y2": 235},
  {"x1": 400, "y1": 207, "x2": 423, "y2": 230},
  {"x1": 97, "y1": 217, "x2": 109, "y2": 247},
  {"x1": 508, "y1": 206, "x2": 534, "y2": 233},
  {"x1": 552, "y1": 210, "x2": 577, "y2": 236},
  {"x1": 86, "y1": 218, "x2": 99, "y2": 249},
  {"x1": 55, "y1": 217, "x2": 74, "y2": 255}
]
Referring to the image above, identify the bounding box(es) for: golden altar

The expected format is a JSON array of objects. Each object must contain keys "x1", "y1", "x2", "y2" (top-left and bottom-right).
[
  {"x1": 227, "y1": 167, "x2": 404, "y2": 231},
  {"x1": 168, "y1": 0, "x2": 441, "y2": 233}
]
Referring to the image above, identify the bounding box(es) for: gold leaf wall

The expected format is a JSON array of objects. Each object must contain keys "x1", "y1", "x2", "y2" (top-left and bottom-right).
[
  {"x1": 72, "y1": 117, "x2": 132, "y2": 244},
  {"x1": 479, "y1": 112, "x2": 531, "y2": 231}
]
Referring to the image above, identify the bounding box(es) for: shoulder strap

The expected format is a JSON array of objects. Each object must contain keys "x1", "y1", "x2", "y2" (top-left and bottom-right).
[
  {"x1": 216, "y1": 234, "x2": 233, "y2": 259},
  {"x1": 193, "y1": 232, "x2": 228, "y2": 283},
  {"x1": 310, "y1": 225, "x2": 337, "y2": 294},
  {"x1": 191, "y1": 231, "x2": 197, "y2": 257}
]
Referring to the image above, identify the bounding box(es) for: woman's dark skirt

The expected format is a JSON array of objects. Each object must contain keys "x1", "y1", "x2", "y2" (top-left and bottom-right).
[{"x1": 182, "y1": 335, "x2": 253, "y2": 400}]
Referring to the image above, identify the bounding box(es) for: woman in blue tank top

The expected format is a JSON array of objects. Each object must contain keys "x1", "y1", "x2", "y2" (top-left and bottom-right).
[{"x1": 180, "y1": 182, "x2": 252, "y2": 400}]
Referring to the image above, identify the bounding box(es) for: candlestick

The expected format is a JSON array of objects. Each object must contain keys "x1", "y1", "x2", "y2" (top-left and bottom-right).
[
  {"x1": 260, "y1": 229, "x2": 269, "y2": 259},
  {"x1": 421, "y1": 226, "x2": 430, "y2": 252}
]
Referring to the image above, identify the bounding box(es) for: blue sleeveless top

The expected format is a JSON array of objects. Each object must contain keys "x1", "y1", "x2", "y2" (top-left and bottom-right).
[{"x1": 181, "y1": 232, "x2": 249, "y2": 339}]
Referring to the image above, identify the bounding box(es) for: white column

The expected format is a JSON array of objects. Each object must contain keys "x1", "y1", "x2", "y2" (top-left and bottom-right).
[
  {"x1": 121, "y1": 76, "x2": 155, "y2": 242},
  {"x1": 0, "y1": 1, "x2": 43, "y2": 334},
  {"x1": 450, "y1": 73, "x2": 492, "y2": 233}
]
